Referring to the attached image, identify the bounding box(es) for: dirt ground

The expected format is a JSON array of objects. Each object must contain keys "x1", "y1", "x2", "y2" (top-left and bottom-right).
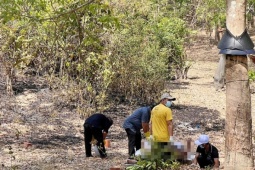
[{"x1": 1, "y1": 31, "x2": 255, "y2": 170}]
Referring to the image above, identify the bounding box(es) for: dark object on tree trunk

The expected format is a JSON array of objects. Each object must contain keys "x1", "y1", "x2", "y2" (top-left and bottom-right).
[{"x1": 218, "y1": 28, "x2": 255, "y2": 55}]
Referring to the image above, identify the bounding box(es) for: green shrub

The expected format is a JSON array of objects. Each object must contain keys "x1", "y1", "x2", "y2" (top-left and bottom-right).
[
  {"x1": 248, "y1": 70, "x2": 255, "y2": 82},
  {"x1": 126, "y1": 159, "x2": 180, "y2": 170}
]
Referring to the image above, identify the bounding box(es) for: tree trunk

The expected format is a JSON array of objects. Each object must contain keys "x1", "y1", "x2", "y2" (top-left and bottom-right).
[
  {"x1": 225, "y1": 0, "x2": 253, "y2": 169},
  {"x1": 225, "y1": 56, "x2": 253, "y2": 169},
  {"x1": 215, "y1": 25, "x2": 220, "y2": 42},
  {"x1": 226, "y1": 0, "x2": 246, "y2": 35},
  {"x1": 5, "y1": 63, "x2": 14, "y2": 96}
]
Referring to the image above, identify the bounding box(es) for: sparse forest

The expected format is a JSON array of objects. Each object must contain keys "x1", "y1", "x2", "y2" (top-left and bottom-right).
[
  {"x1": 1, "y1": 0, "x2": 255, "y2": 169},
  {"x1": 0, "y1": 0, "x2": 229, "y2": 115}
]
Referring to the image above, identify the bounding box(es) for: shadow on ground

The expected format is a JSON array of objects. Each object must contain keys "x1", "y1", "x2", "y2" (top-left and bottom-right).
[
  {"x1": 32, "y1": 135, "x2": 82, "y2": 149},
  {"x1": 173, "y1": 104, "x2": 225, "y2": 132}
]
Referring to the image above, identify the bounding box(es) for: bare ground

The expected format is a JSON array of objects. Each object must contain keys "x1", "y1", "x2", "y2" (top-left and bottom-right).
[{"x1": 1, "y1": 31, "x2": 255, "y2": 170}]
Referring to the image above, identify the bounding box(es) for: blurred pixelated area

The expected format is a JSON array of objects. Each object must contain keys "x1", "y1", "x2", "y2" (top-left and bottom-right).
[{"x1": 136, "y1": 140, "x2": 195, "y2": 162}]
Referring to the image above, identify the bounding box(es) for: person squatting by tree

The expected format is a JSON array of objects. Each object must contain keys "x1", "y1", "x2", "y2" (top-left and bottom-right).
[
  {"x1": 83, "y1": 113, "x2": 113, "y2": 158},
  {"x1": 192, "y1": 134, "x2": 220, "y2": 169}
]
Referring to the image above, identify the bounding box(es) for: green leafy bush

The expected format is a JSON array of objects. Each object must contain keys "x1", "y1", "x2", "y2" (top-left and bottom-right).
[
  {"x1": 0, "y1": 0, "x2": 193, "y2": 113},
  {"x1": 126, "y1": 159, "x2": 181, "y2": 170},
  {"x1": 248, "y1": 70, "x2": 255, "y2": 82}
]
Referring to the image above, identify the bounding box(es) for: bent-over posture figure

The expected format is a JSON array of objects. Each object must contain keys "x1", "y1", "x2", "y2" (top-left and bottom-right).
[{"x1": 84, "y1": 113, "x2": 113, "y2": 158}]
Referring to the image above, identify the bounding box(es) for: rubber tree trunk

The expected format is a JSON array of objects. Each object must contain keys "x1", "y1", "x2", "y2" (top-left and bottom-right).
[{"x1": 225, "y1": 0, "x2": 253, "y2": 169}]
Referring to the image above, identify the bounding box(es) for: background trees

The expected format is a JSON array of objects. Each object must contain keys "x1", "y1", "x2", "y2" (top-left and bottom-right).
[{"x1": 1, "y1": 0, "x2": 255, "y2": 116}]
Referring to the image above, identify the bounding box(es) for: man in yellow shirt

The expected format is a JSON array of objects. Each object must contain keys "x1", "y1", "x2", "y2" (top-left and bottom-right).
[{"x1": 150, "y1": 93, "x2": 175, "y2": 142}]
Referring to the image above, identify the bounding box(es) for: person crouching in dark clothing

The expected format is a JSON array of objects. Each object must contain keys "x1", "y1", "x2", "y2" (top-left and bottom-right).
[
  {"x1": 84, "y1": 113, "x2": 113, "y2": 158},
  {"x1": 193, "y1": 134, "x2": 220, "y2": 169}
]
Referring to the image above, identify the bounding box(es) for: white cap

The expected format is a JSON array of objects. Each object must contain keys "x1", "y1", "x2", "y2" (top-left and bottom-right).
[
  {"x1": 195, "y1": 134, "x2": 209, "y2": 145},
  {"x1": 160, "y1": 93, "x2": 176, "y2": 101}
]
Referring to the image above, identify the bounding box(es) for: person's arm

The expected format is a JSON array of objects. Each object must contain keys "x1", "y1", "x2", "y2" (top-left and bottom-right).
[
  {"x1": 141, "y1": 107, "x2": 151, "y2": 134},
  {"x1": 193, "y1": 152, "x2": 199, "y2": 164},
  {"x1": 213, "y1": 158, "x2": 220, "y2": 169},
  {"x1": 167, "y1": 120, "x2": 173, "y2": 137},
  {"x1": 103, "y1": 131, "x2": 107, "y2": 140},
  {"x1": 212, "y1": 147, "x2": 220, "y2": 169},
  {"x1": 142, "y1": 122, "x2": 150, "y2": 138},
  {"x1": 142, "y1": 122, "x2": 149, "y2": 133},
  {"x1": 102, "y1": 116, "x2": 112, "y2": 139},
  {"x1": 191, "y1": 147, "x2": 201, "y2": 167},
  {"x1": 149, "y1": 121, "x2": 152, "y2": 135},
  {"x1": 102, "y1": 127, "x2": 109, "y2": 140}
]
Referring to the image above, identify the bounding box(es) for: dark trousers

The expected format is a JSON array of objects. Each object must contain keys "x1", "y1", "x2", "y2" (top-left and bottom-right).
[
  {"x1": 197, "y1": 155, "x2": 214, "y2": 168},
  {"x1": 84, "y1": 124, "x2": 106, "y2": 158},
  {"x1": 125, "y1": 128, "x2": 141, "y2": 157}
]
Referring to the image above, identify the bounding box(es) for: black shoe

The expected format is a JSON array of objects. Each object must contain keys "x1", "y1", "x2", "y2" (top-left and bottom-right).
[
  {"x1": 128, "y1": 157, "x2": 134, "y2": 160},
  {"x1": 100, "y1": 153, "x2": 107, "y2": 159},
  {"x1": 100, "y1": 155, "x2": 107, "y2": 159},
  {"x1": 86, "y1": 155, "x2": 93, "y2": 158}
]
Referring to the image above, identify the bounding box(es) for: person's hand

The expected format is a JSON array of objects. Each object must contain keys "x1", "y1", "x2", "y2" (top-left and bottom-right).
[
  {"x1": 169, "y1": 136, "x2": 174, "y2": 142},
  {"x1": 103, "y1": 132, "x2": 107, "y2": 140}
]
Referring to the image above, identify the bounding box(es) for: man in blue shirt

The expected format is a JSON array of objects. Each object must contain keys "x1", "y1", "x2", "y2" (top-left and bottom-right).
[
  {"x1": 84, "y1": 113, "x2": 113, "y2": 158},
  {"x1": 123, "y1": 106, "x2": 153, "y2": 158}
]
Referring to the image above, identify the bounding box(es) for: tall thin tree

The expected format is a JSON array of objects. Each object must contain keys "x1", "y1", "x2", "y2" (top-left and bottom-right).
[{"x1": 224, "y1": 0, "x2": 253, "y2": 169}]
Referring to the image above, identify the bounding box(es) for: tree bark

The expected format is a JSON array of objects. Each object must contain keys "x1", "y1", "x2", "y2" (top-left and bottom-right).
[
  {"x1": 225, "y1": 0, "x2": 253, "y2": 169},
  {"x1": 225, "y1": 56, "x2": 253, "y2": 170},
  {"x1": 226, "y1": 0, "x2": 246, "y2": 35}
]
